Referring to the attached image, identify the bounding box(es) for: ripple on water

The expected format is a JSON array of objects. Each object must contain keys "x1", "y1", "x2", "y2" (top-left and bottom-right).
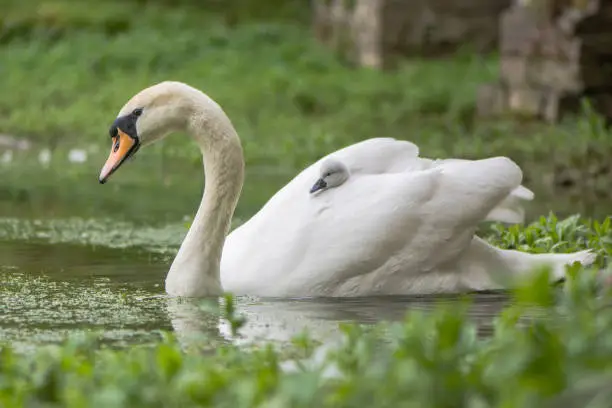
[
  {"x1": 1, "y1": 218, "x2": 516, "y2": 353},
  {"x1": 2, "y1": 264, "x2": 518, "y2": 354}
]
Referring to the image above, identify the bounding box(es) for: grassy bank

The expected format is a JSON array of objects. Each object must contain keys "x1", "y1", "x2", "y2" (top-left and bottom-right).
[
  {"x1": 1, "y1": 0, "x2": 612, "y2": 222},
  {"x1": 1, "y1": 1, "x2": 500, "y2": 166}
]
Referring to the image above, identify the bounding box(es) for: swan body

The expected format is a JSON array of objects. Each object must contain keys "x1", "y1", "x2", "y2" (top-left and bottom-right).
[
  {"x1": 308, "y1": 150, "x2": 534, "y2": 224},
  {"x1": 99, "y1": 81, "x2": 596, "y2": 298}
]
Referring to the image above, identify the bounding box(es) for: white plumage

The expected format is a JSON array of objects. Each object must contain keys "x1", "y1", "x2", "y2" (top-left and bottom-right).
[{"x1": 102, "y1": 81, "x2": 596, "y2": 298}]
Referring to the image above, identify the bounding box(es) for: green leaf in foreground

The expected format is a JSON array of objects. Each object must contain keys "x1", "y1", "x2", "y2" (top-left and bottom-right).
[
  {"x1": 1, "y1": 271, "x2": 611, "y2": 407},
  {"x1": 0, "y1": 214, "x2": 611, "y2": 407}
]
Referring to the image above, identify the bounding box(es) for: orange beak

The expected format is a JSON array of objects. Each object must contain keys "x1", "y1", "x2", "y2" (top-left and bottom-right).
[{"x1": 99, "y1": 129, "x2": 137, "y2": 184}]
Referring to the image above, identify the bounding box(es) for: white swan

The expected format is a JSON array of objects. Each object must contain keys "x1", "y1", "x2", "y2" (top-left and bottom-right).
[
  {"x1": 98, "y1": 81, "x2": 596, "y2": 298},
  {"x1": 310, "y1": 156, "x2": 535, "y2": 224}
]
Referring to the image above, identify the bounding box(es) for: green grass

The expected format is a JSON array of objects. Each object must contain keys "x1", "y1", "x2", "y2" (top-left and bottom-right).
[
  {"x1": 1, "y1": 1, "x2": 612, "y2": 222},
  {"x1": 1, "y1": 1, "x2": 611, "y2": 168},
  {"x1": 0, "y1": 7, "x2": 494, "y2": 164}
]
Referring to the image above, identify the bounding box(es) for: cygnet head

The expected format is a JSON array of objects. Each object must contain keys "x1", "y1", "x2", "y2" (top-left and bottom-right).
[{"x1": 309, "y1": 157, "x2": 350, "y2": 194}]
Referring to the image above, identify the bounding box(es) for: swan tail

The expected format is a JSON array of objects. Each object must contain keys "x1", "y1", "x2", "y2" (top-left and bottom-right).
[
  {"x1": 459, "y1": 238, "x2": 597, "y2": 291},
  {"x1": 511, "y1": 185, "x2": 535, "y2": 201},
  {"x1": 500, "y1": 248, "x2": 597, "y2": 282},
  {"x1": 484, "y1": 185, "x2": 535, "y2": 224},
  {"x1": 485, "y1": 204, "x2": 525, "y2": 224}
]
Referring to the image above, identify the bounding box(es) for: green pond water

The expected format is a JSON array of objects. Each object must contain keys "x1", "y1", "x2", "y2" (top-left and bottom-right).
[
  {"x1": 1, "y1": 237, "x2": 512, "y2": 352},
  {"x1": 1, "y1": 154, "x2": 611, "y2": 351}
]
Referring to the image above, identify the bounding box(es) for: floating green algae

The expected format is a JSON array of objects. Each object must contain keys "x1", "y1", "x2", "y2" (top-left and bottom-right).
[
  {"x1": 0, "y1": 268, "x2": 171, "y2": 351},
  {"x1": 0, "y1": 217, "x2": 185, "y2": 255},
  {"x1": 0, "y1": 216, "x2": 249, "y2": 255}
]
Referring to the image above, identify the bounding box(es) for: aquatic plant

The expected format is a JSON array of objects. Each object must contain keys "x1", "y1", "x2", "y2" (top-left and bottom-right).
[
  {"x1": 1, "y1": 265, "x2": 612, "y2": 408},
  {"x1": 484, "y1": 213, "x2": 612, "y2": 268},
  {"x1": 1, "y1": 213, "x2": 612, "y2": 407}
]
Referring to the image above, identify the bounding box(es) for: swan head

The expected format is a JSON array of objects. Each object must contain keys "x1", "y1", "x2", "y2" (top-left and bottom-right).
[
  {"x1": 310, "y1": 157, "x2": 350, "y2": 194},
  {"x1": 99, "y1": 81, "x2": 203, "y2": 184}
]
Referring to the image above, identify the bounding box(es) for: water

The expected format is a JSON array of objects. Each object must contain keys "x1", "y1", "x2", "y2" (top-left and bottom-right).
[
  {"x1": 1, "y1": 154, "x2": 610, "y2": 352},
  {"x1": 1, "y1": 238, "x2": 512, "y2": 352}
]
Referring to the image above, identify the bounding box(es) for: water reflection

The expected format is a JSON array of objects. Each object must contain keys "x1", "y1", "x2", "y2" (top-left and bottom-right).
[
  {"x1": 1, "y1": 152, "x2": 609, "y2": 351},
  {"x1": 1, "y1": 240, "x2": 511, "y2": 351},
  {"x1": 167, "y1": 293, "x2": 509, "y2": 352}
]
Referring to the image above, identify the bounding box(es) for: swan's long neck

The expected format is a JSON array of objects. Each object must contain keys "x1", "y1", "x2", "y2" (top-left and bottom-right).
[{"x1": 165, "y1": 93, "x2": 244, "y2": 297}]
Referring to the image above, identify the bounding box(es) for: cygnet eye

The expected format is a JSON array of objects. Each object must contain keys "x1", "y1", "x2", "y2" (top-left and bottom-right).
[{"x1": 132, "y1": 108, "x2": 143, "y2": 117}]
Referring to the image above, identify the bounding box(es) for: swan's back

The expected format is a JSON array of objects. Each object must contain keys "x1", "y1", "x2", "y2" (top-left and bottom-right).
[
  {"x1": 222, "y1": 151, "x2": 524, "y2": 296},
  {"x1": 227, "y1": 138, "x2": 421, "y2": 236}
]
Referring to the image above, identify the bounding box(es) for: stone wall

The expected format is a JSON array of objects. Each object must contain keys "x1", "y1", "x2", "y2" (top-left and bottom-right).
[
  {"x1": 477, "y1": 0, "x2": 612, "y2": 122},
  {"x1": 312, "y1": 0, "x2": 512, "y2": 69}
]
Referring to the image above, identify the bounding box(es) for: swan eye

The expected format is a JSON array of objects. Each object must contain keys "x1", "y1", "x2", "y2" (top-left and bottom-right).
[
  {"x1": 113, "y1": 138, "x2": 120, "y2": 152},
  {"x1": 132, "y1": 108, "x2": 143, "y2": 117},
  {"x1": 324, "y1": 172, "x2": 332, "y2": 177}
]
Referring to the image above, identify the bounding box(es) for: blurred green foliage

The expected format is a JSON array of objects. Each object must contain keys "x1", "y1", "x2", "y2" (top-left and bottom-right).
[
  {"x1": 0, "y1": 214, "x2": 612, "y2": 408},
  {"x1": 1, "y1": 0, "x2": 612, "y2": 221},
  {"x1": 2, "y1": 4, "x2": 612, "y2": 406},
  {"x1": 1, "y1": 255, "x2": 612, "y2": 407},
  {"x1": 1, "y1": 0, "x2": 611, "y2": 168}
]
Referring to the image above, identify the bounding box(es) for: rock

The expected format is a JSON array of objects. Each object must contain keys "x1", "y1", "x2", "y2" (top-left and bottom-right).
[
  {"x1": 478, "y1": 0, "x2": 612, "y2": 122},
  {"x1": 312, "y1": 0, "x2": 512, "y2": 69},
  {"x1": 0, "y1": 134, "x2": 31, "y2": 151}
]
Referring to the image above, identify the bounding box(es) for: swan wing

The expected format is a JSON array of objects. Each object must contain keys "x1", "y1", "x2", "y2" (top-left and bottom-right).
[
  {"x1": 229, "y1": 138, "x2": 421, "y2": 227},
  {"x1": 222, "y1": 156, "x2": 523, "y2": 297},
  {"x1": 330, "y1": 142, "x2": 534, "y2": 224},
  {"x1": 431, "y1": 157, "x2": 534, "y2": 224},
  {"x1": 325, "y1": 137, "x2": 420, "y2": 174}
]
